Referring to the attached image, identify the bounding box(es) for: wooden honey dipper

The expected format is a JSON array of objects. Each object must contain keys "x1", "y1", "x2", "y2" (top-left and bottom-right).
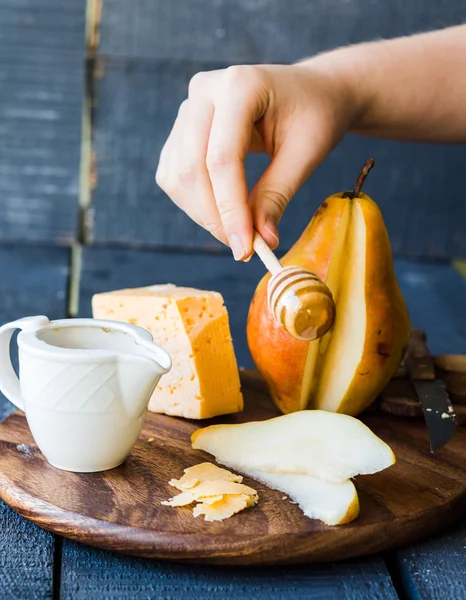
[{"x1": 253, "y1": 232, "x2": 336, "y2": 341}]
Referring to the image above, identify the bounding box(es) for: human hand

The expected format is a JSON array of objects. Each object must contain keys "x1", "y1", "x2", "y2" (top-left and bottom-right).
[{"x1": 156, "y1": 62, "x2": 360, "y2": 260}]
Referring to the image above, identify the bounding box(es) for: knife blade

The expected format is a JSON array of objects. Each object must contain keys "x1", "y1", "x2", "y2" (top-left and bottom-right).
[{"x1": 405, "y1": 329, "x2": 456, "y2": 452}]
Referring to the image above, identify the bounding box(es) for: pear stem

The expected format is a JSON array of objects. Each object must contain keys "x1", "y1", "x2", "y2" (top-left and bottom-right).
[{"x1": 353, "y1": 158, "x2": 375, "y2": 197}]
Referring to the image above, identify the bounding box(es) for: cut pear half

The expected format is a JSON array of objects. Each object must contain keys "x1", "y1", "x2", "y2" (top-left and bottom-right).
[
  {"x1": 191, "y1": 410, "x2": 396, "y2": 483},
  {"x1": 301, "y1": 198, "x2": 367, "y2": 411},
  {"x1": 242, "y1": 469, "x2": 360, "y2": 526}
]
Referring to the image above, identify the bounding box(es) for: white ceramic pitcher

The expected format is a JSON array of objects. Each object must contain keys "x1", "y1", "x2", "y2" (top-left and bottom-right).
[{"x1": 0, "y1": 316, "x2": 171, "y2": 472}]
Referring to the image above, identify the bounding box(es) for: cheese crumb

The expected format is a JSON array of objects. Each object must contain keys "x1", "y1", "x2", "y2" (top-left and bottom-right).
[
  {"x1": 169, "y1": 462, "x2": 242, "y2": 491},
  {"x1": 162, "y1": 463, "x2": 258, "y2": 521},
  {"x1": 193, "y1": 494, "x2": 258, "y2": 522},
  {"x1": 161, "y1": 480, "x2": 257, "y2": 507}
]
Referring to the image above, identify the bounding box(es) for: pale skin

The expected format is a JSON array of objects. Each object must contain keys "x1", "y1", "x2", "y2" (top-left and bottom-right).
[{"x1": 156, "y1": 25, "x2": 466, "y2": 261}]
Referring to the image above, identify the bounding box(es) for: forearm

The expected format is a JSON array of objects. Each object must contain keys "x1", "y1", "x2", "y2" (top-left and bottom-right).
[{"x1": 304, "y1": 25, "x2": 466, "y2": 143}]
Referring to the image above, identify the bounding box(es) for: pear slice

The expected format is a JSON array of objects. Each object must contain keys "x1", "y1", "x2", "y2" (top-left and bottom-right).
[
  {"x1": 309, "y1": 198, "x2": 367, "y2": 412},
  {"x1": 191, "y1": 410, "x2": 395, "y2": 483},
  {"x1": 242, "y1": 469, "x2": 359, "y2": 526}
]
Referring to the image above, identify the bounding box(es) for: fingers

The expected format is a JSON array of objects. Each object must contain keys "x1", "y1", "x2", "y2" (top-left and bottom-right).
[
  {"x1": 157, "y1": 63, "x2": 349, "y2": 260},
  {"x1": 155, "y1": 100, "x2": 187, "y2": 209},
  {"x1": 156, "y1": 81, "x2": 228, "y2": 245},
  {"x1": 157, "y1": 76, "x2": 305, "y2": 257},
  {"x1": 156, "y1": 101, "x2": 187, "y2": 207},
  {"x1": 178, "y1": 73, "x2": 229, "y2": 245},
  {"x1": 250, "y1": 134, "x2": 318, "y2": 249},
  {"x1": 157, "y1": 66, "x2": 267, "y2": 260},
  {"x1": 206, "y1": 67, "x2": 265, "y2": 259}
]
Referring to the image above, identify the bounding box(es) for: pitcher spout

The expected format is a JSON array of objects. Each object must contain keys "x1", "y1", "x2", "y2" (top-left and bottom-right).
[
  {"x1": 112, "y1": 325, "x2": 171, "y2": 419},
  {"x1": 117, "y1": 351, "x2": 171, "y2": 419}
]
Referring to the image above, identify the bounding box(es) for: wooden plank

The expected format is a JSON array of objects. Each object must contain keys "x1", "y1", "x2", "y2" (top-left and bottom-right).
[
  {"x1": 89, "y1": 55, "x2": 466, "y2": 258},
  {"x1": 97, "y1": 0, "x2": 465, "y2": 64},
  {"x1": 0, "y1": 501, "x2": 56, "y2": 600},
  {"x1": 88, "y1": 57, "x2": 222, "y2": 249},
  {"x1": 396, "y1": 260, "x2": 466, "y2": 354},
  {"x1": 396, "y1": 522, "x2": 466, "y2": 600},
  {"x1": 78, "y1": 248, "x2": 466, "y2": 369},
  {"x1": 0, "y1": 0, "x2": 85, "y2": 243},
  {"x1": 0, "y1": 244, "x2": 70, "y2": 600},
  {"x1": 60, "y1": 541, "x2": 399, "y2": 599},
  {"x1": 0, "y1": 245, "x2": 71, "y2": 421}
]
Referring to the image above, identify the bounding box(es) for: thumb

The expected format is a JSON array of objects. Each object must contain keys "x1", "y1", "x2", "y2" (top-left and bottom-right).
[{"x1": 250, "y1": 142, "x2": 316, "y2": 249}]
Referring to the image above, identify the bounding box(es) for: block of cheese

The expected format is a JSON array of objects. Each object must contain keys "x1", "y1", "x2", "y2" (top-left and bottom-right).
[{"x1": 92, "y1": 284, "x2": 244, "y2": 419}]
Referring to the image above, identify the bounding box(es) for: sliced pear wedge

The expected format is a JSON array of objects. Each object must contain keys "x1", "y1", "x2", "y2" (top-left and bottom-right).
[
  {"x1": 191, "y1": 410, "x2": 395, "y2": 484},
  {"x1": 243, "y1": 469, "x2": 359, "y2": 526}
]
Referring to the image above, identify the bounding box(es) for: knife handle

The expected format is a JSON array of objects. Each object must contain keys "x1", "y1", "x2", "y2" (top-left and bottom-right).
[{"x1": 406, "y1": 329, "x2": 436, "y2": 381}]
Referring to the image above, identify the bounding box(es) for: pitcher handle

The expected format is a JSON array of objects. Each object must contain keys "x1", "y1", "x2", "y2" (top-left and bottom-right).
[{"x1": 0, "y1": 316, "x2": 50, "y2": 411}]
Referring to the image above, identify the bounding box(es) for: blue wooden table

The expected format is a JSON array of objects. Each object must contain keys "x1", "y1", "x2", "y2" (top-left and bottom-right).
[{"x1": 1, "y1": 0, "x2": 466, "y2": 597}]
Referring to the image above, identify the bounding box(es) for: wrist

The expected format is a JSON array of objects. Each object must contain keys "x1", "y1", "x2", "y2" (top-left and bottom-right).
[{"x1": 296, "y1": 45, "x2": 374, "y2": 131}]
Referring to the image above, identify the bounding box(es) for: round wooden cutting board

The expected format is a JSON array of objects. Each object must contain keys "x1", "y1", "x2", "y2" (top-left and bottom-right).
[{"x1": 1, "y1": 370, "x2": 466, "y2": 566}]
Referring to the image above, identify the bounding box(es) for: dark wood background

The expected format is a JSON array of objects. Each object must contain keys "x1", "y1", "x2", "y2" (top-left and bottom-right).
[
  {"x1": 85, "y1": 0, "x2": 466, "y2": 257},
  {"x1": 1, "y1": 1, "x2": 466, "y2": 598},
  {"x1": 1, "y1": 0, "x2": 466, "y2": 256}
]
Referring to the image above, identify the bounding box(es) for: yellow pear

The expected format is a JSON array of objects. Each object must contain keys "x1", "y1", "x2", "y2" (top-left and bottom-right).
[{"x1": 247, "y1": 159, "x2": 410, "y2": 415}]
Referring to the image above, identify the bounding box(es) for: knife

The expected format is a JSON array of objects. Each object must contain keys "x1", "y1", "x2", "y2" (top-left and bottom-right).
[{"x1": 405, "y1": 329, "x2": 456, "y2": 452}]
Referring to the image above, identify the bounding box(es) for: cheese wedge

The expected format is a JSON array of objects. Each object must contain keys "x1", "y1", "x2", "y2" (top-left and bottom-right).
[
  {"x1": 169, "y1": 462, "x2": 243, "y2": 491},
  {"x1": 92, "y1": 284, "x2": 243, "y2": 419}
]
